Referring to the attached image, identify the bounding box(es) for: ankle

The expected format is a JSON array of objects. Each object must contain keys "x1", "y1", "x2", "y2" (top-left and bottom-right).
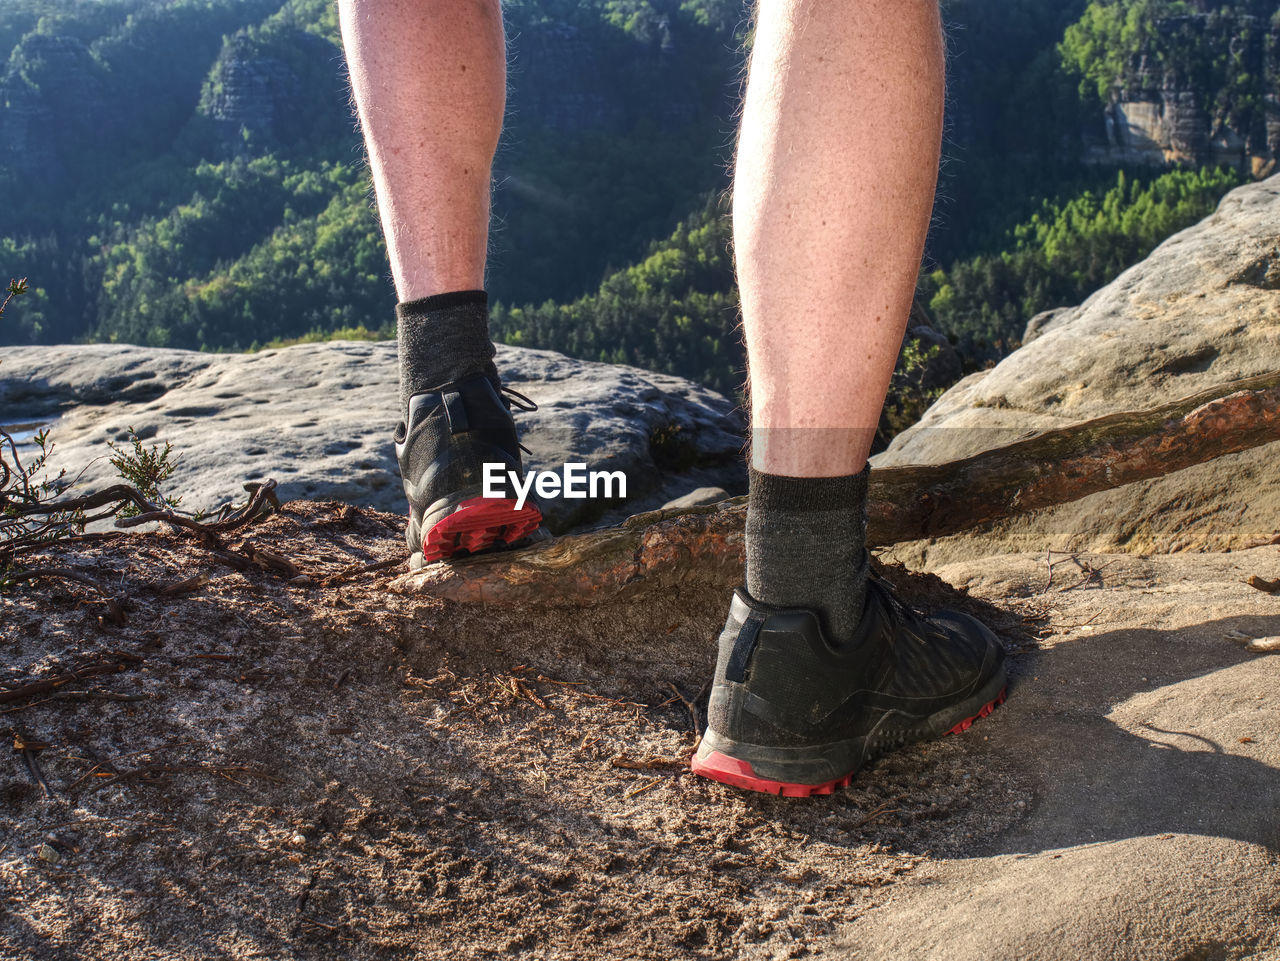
[
  {"x1": 744, "y1": 464, "x2": 870, "y2": 643},
  {"x1": 397, "y1": 289, "x2": 499, "y2": 415}
]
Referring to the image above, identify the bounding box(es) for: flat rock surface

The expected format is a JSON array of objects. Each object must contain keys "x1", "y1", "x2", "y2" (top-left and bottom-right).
[
  {"x1": 835, "y1": 547, "x2": 1280, "y2": 960},
  {"x1": 2, "y1": 497, "x2": 1278, "y2": 959},
  {"x1": 877, "y1": 175, "x2": 1280, "y2": 563},
  {"x1": 0, "y1": 341, "x2": 745, "y2": 532}
]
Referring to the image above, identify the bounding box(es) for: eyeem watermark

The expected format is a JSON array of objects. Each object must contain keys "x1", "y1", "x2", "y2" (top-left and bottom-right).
[{"x1": 483, "y1": 462, "x2": 627, "y2": 511}]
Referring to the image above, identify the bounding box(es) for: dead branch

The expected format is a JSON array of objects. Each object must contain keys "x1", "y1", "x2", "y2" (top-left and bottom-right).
[
  {"x1": 6, "y1": 483, "x2": 156, "y2": 519},
  {"x1": 1246, "y1": 575, "x2": 1280, "y2": 594},
  {"x1": 394, "y1": 370, "x2": 1280, "y2": 605},
  {"x1": 868, "y1": 369, "x2": 1280, "y2": 543},
  {"x1": 610, "y1": 756, "x2": 687, "y2": 772},
  {"x1": 2, "y1": 476, "x2": 279, "y2": 570},
  {"x1": 158, "y1": 573, "x2": 211, "y2": 596},
  {"x1": 668, "y1": 681, "x2": 704, "y2": 740},
  {"x1": 319, "y1": 556, "x2": 403, "y2": 587},
  {"x1": 21, "y1": 747, "x2": 53, "y2": 797},
  {"x1": 0, "y1": 660, "x2": 135, "y2": 706}
]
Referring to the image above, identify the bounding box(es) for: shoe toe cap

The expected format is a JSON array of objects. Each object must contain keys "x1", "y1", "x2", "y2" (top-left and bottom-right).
[{"x1": 928, "y1": 608, "x2": 1006, "y2": 668}]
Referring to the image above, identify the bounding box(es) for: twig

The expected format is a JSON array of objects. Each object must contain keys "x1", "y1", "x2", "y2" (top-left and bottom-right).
[
  {"x1": 239, "y1": 544, "x2": 301, "y2": 578},
  {"x1": 85, "y1": 762, "x2": 285, "y2": 793},
  {"x1": 113, "y1": 480, "x2": 280, "y2": 540},
  {"x1": 668, "y1": 681, "x2": 704, "y2": 739},
  {"x1": 22, "y1": 748, "x2": 52, "y2": 797},
  {"x1": 0, "y1": 697, "x2": 60, "y2": 714},
  {"x1": 611, "y1": 756, "x2": 687, "y2": 772},
  {"x1": 534, "y1": 675, "x2": 650, "y2": 708},
  {"x1": 208, "y1": 549, "x2": 253, "y2": 572},
  {"x1": 320, "y1": 556, "x2": 403, "y2": 587},
  {"x1": 1054, "y1": 611, "x2": 1104, "y2": 630},
  {"x1": 2, "y1": 476, "x2": 279, "y2": 574},
  {"x1": 0, "y1": 278, "x2": 27, "y2": 319},
  {"x1": 118, "y1": 509, "x2": 224, "y2": 545},
  {"x1": 854, "y1": 800, "x2": 898, "y2": 828},
  {"x1": 12, "y1": 730, "x2": 55, "y2": 797},
  {"x1": 1042, "y1": 549, "x2": 1074, "y2": 592},
  {"x1": 513, "y1": 678, "x2": 548, "y2": 709},
  {"x1": 63, "y1": 740, "x2": 200, "y2": 791},
  {"x1": 202, "y1": 480, "x2": 281, "y2": 532},
  {"x1": 7, "y1": 483, "x2": 155, "y2": 519},
  {"x1": 1057, "y1": 559, "x2": 1116, "y2": 593},
  {"x1": 4, "y1": 566, "x2": 109, "y2": 592},
  {"x1": 299, "y1": 916, "x2": 342, "y2": 933},
  {"x1": 158, "y1": 574, "x2": 211, "y2": 596},
  {"x1": 0, "y1": 661, "x2": 132, "y2": 706},
  {"x1": 1225, "y1": 629, "x2": 1280, "y2": 653},
  {"x1": 13, "y1": 690, "x2": 146, "y2": 706},
  {"x1": 3, "y1": 567, "x2": 126, "y2": 624},
  {"x1": 625, "y1": 777, "x2": 661, "y2": 800}
]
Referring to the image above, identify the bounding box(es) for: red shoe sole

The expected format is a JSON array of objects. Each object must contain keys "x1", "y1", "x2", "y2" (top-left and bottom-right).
[
  {"x1": 690, "y1": 752, "x2": 858, "y2": 797},
  {"x1": 690, "y1": 687, "x2": 1007, "y2": 798},
  {"x1": 420, "y1": 496, "x2": 543, "y2": 563},
  {"x1": 943, "y1": 687, "x2": 1006, "y2": 735}
]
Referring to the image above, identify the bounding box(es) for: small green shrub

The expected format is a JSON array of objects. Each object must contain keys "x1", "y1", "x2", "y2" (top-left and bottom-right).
[{"x1": 108, "y1": 427, "x2": 183, "y2": 516}]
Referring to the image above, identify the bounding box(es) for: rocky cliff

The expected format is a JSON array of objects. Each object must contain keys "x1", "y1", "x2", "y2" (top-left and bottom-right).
[
  {"x1": 878, "y1": 171, "x2": 1280, "y2": 563},
  {"x1": 199, "y1": 32, "x2": 304, "y2": 152},
  {"x1": 0, "y1": 34, "x2": 110, "y2": 186},
  {"x1": 0, "y1": 341, "x2": 746, "y2": 534},
  {"x1": 1085, "y1": 9, "x2": 1280, "y2": 175}
]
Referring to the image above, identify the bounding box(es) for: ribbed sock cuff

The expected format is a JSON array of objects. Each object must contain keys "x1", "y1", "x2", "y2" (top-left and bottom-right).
[
  {"x1": 397, "y1": 289, "x2": 488, "y2": 315},
  {"x1": 747, "y1": 464, "x2": 870, "y2": 513}
]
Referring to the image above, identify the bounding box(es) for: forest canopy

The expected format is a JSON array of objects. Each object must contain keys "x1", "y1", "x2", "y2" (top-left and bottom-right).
[{"x1": 0, "y1": 0, "x2": 1266, "y2": 405}]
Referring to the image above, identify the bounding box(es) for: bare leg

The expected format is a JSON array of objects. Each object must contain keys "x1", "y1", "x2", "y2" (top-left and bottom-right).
[
  {"x1": 338, "y1": 0, "x2": 505, "y2": 301},
  {"x1": 734, "y1": 0, "x2": 945, "y2": 476},
  {"x1": 696, "y1": 4, "x2": 1006, "y2": 798},
  {"x1": 340, "y1": 1, "x2": 541, "y2": 565}
]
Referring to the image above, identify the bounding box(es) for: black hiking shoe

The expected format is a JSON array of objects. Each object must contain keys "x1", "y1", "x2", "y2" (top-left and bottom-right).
[
  {"x1": 395, "y1": 371, "x2": 544, "y2": 569},
  {"x1": 691, "y1": 561, "x2": 1007, "y2": 797}
]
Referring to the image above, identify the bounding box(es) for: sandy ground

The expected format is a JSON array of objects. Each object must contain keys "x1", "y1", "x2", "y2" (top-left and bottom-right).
[{"x1": 2, "y1": 502, "x2": 1278, "y2": 959}]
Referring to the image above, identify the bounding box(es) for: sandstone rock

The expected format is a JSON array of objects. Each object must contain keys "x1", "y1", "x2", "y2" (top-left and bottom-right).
[
  {"x1": 0, "y1": 341, "x2": 745, "y2": 534},
  {"x1": 201, "y1": 32, "x2": 300, "y2": 149},
  {"x1": 659, "y1": 486, "x2": 729, "y2": 510},
  {"x1": 876, "y1": 174, "x2": 1280, "y2": 563},
  {"x1": 0, "y1": 34, "x2": 110, "y2": 186},
  {"x1": 1021, "y1": 306, "x2": 1076, "y2": 345},
  {"x1": 1083, "y1": 11, "x2": 1280, "y2": 173},
  {"x1": 511, "y1": 21, "x2": 618, "y2": 133},
  {"x1": 10, "y1": 495, "x2": 1280, "y2": 959}
]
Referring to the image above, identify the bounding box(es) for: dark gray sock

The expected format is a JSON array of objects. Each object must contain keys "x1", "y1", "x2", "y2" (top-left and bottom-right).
[
  {"x1": 745, "y1": 464, "x2": 870, "y2": 644},
  {"x1": 396, "y1": 289, "x2": 499, "y2": 416}
]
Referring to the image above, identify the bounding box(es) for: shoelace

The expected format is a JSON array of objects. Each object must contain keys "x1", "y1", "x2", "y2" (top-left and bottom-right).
[
  {"x1": 868, "y1": 576, "x2": 930, "y2": 647},
  {"x1": 868, "y1": 577, "x2": 906, "y2": 623},
  {"x1": 499, "y1": 384, "x2": 538, "y2": 455},
  {"x1": 500, "y1": 385, "x2": 538, "y2": 413}
]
